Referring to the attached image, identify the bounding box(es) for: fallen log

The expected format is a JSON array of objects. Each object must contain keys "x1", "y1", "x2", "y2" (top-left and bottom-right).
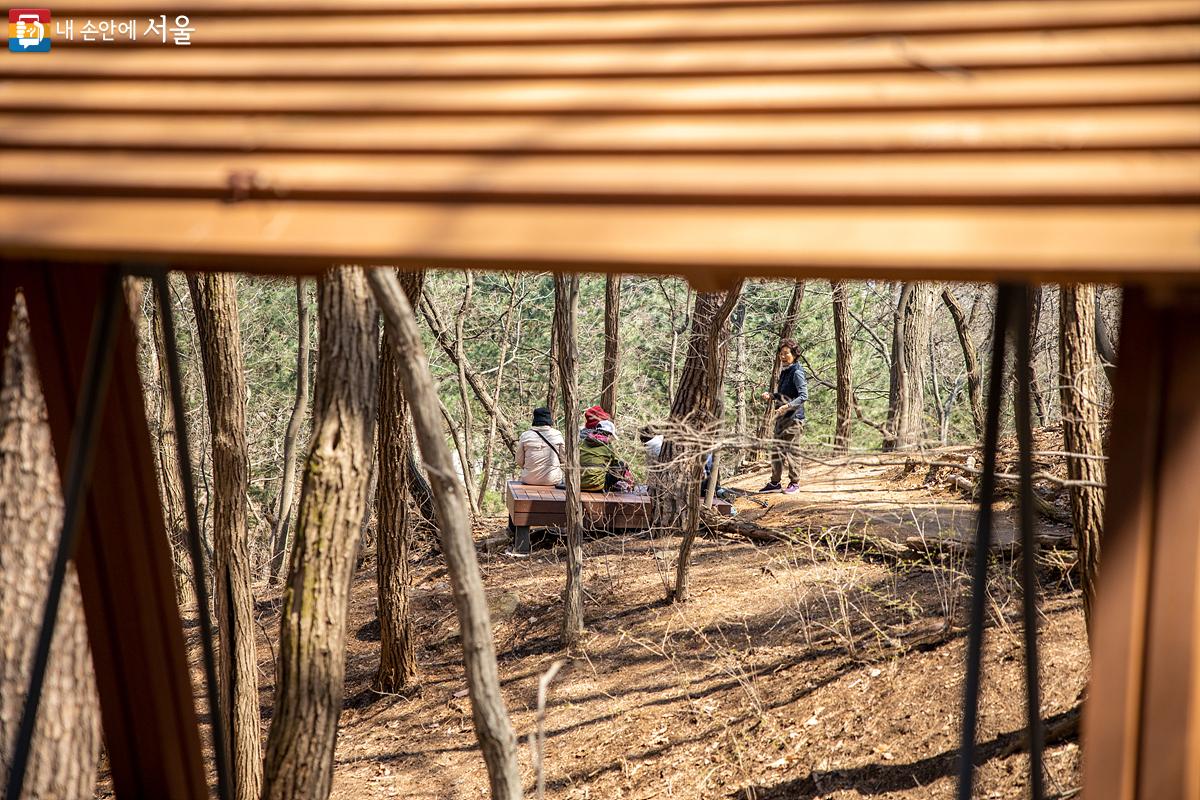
[
  {"x1": 702, "y1": 511, "x2": 801, "y2": 544},
  {"x1": 903, "y1": 532, "x2": 1075, "y2": 561}
]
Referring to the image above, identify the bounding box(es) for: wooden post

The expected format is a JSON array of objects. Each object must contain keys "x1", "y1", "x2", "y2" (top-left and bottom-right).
[
  {"x1": 1083, "y1": 287, "x2": 1200, "y2": 800},
  {"x1": 17, "y1": 265, "x2": 206, "y2": 798}
]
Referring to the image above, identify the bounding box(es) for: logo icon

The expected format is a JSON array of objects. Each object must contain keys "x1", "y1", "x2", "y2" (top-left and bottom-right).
[{"x1": 9, "y1": 8, "x2": 51, "y2": 52}]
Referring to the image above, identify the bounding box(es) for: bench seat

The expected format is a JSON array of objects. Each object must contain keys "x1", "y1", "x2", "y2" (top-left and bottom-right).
[{"x1": 505, "y1": 480, "x2": 732, "y2": 531}]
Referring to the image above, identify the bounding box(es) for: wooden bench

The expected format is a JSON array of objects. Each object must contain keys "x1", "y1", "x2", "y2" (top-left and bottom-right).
[{"x1": 505, "y1": 480, "x2": 732, "y2": 535}]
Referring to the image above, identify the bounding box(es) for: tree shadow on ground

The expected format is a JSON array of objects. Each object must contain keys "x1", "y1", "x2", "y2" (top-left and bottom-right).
[{"x1": 730, "y1": 706, "x2": 1081, "y2": 799}]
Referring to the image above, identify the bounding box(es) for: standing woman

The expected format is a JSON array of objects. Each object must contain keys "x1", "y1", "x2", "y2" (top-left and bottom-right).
[{"x1": 760, "y1": 339, "x2": 808, "y2": 493}]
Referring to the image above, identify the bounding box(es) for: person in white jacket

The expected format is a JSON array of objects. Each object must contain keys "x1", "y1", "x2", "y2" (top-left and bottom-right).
[{"x1": 516, "y1": 407, "x2": 565, "y2": 486}]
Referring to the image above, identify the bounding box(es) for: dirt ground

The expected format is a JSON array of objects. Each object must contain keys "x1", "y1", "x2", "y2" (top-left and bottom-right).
[{"x1": 156, "y1": 458, "x2": 1087, "y2": 799}]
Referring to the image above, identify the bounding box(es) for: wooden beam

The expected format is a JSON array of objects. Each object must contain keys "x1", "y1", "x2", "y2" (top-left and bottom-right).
[
  {"x1": 1137, "y1": 296, "x2": 1200, "y2": 799},
  {"x1": 1082, "y1": 288, "x2": 1200, "y2": 799},
  {"x1": 1, "y1": 199, "x2": 1198, "y2": 285},
  {"x1": 18, "y1": 266, "x2": 207, "y2": 800}
]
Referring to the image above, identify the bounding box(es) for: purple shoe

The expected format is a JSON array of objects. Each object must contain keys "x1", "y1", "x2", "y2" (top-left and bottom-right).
[
  {"x1": 783, "y1": 483, "x2": 800, "y2": 494},
  {"x1": 758, "y1": 481, "x2": 782, "y2": 493}
]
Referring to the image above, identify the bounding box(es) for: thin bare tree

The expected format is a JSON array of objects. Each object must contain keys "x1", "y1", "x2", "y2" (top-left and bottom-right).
[
  {"x1": 375, "y1": 268, "x2": 424, "y2": 692},
  {"x1": 420, "y1": 286, "x2": 518, "y2": 455},
  {"x1": 145, "y1": 280, "x2": 194, "y2": 604},
  {"x1": 554, "y1": 273, "x2": 585, "y2": 647},
  {"x1": 370, "y1": 267, "x2": 523, "y2": 800},
  {"x1": 831, "y1": 280, "x2": 854, "y2": 450},
  {"x1": 600, "y1": 273, "x2": 622, "y2": 414},
  {"x1": 1060, "y1": 284, "x2": 1107, "y2": 634},
  {"x1": 478, "y1": 277, "x2": 518, "y2": 507},
  {"x1": 658, "y1": 282, "x2": 743, "y2": 603},
  {"x1": 269, "y1": 279, "x2": 311, "y2": 586},
  {"x1": 188, "y1": 273, "x2": 262, "y2": 800},
  {"x1": 942, "y1": 286, "x2": 985, "y2": 439}
]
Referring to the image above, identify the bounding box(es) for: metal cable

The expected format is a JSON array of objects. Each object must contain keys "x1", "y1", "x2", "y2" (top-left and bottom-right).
[
  {"x1": 956, "y1": 283, "x2": 1017, "y2": 800},
  {"x1": 152, "y1": 270, "x2": 233, "y2": 800},
  {"x1": 1014, "y1": 287, "x2": 1046, "y2": 800},
  {"x1": 6, "y1": 268, "x2": 122, "y2": 800}
]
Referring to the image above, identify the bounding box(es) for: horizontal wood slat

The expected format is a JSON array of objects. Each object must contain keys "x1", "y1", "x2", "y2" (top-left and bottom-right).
[
  {"x1": 4, "y1": 108, "x2": 1196, "y2": 154},
  {"x1": 10, "y1": 27, "x2": 1199, "y2": 80},
  {"x1": 3, "y1": 151, "x2": 1196, "y2": 203},
  {"x1": 24, "y1": 0, "x2": 1200, "y2": 47},
  {"x1": 4, "y1": 66, "x2": 1198, "y2": 116},
  {"x1": 1, "y1": 198, "x2": 1197, "y2": 282},
  {"x1": 43, "y1": 0, "x2": 1167, "y2": 15}
]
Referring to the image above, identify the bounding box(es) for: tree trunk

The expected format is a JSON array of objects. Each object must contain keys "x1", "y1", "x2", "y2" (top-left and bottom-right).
[
  {"x1": 420, "y1": 287, "x2": 518, "y2": 455},
  {"x1": 1021, "y1": 286, "x2": 1050, "y2": 427},
  {"x1": 554, "y1": 273, "x2": 585, "y2": 647},
  {"x1": 0, "y1": 294, "x2": 100, "y2": 800},
  {"x1": 147, "y1": 280, "x2": 195, "y2": 605},
  {"x1": 831, "y1": 280, "x2": 854, "y2": 451},
  {"x1": 270, "y1": 279, "x2": 311, "y2": 586},
  {"x1": 187, "y1": 273, "x2": 262, "y2": 800},
  {"x1": 545, "y1": 314, "x2": 560, "y2": 418},
  {"x1": 731, "y1": 299, "x2": 748, "y2": 472},
  {"x1": 369, "y1": 268, "x2": 523, "y2": 800},
  {"x1": 942, "y1": 287, "x2": 985, "y2": 439},
  {"x1": 1059, "y1": 285, "x2": 1107, "y2": 635},
  {"x1": 885, "y1": 282, "x2": 933, "y2": 450},
  {"x1": 451, "y1": 272, "x2": 480, "y2": 511},
  {"x1": 755, "y1": 281, "x2": 805, "y2": 451},
  {"x1": 600, "y1": 273, "x2": 622, "y2": 414},
  {"x1": 1094, "y1": 288, "x2": 1119, "y2": 388},
  {"x1": 405, "y1": 441, "x2": 437, "y2": 531},
  {"x1": 440, "y1": 398, "x2": 479, "y2": 514},
  {"x1": 478, "y1": 280, "x2": 518, "y2": 507},
  {"x1": 263, "y1": 267, "x2": 379, "y2": 800},
  {"x1": 375, "y1": 269, "x2": 424, "y2": 693},
  {"x1": 658, "y1": 283, "x2": 743, "y2": 603}
]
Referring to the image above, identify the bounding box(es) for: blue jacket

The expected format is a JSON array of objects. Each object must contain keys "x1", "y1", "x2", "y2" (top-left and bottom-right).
[{"x1": 772, "y1": 363, "x2": 808, "y2": 421}]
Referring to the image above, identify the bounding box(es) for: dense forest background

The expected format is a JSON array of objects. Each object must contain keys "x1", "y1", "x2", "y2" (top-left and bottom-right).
[{"x1": 145, "y1": 275, "x2": 1118, "y2": 567}]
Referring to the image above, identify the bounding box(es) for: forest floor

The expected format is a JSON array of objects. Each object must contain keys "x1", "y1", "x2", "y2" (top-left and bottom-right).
[{"x1": 169, "y1": 447, "x2": 1087, "y2": 799}]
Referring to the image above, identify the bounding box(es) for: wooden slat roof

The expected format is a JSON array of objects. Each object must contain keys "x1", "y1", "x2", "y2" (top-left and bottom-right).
[{"x1": 2, "y1": 0, "x2": 1198, "y2": 283}]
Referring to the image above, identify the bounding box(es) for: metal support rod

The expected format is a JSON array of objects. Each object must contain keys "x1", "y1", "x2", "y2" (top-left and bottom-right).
[
  {"x1": 1014, "y1": 286, "x2": 1046, "y2": 799},
  {"x1": 957, "y1": 283, "x2": 1017, "y2": 800},
  {"x1": 6, "y1": 268, "x2": 122, "y2": 800},
  {"x1": 152, "y1": 270, "x2": 233, "y2": 800}
]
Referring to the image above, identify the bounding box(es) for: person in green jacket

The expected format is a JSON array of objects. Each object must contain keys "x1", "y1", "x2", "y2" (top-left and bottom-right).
[{"x1": 578, "y1": 407, "x2": 630, "y2": 491}]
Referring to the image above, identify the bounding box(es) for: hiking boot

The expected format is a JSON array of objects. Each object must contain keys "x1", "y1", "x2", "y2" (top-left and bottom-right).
[
  {"x1": 783, "y1": 483, "x2": 800, "y2": 494},
  {"x1": 758, "y1": 481, "x2": 782, "y2": 493}
]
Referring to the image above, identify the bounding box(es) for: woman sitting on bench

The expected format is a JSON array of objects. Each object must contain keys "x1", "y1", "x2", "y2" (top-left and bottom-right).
[
  {"x1": 516, "y1": 406, "x2": 565, "y2": 486},
  {"x1": 579, "y1": 406, "x2": 633, "y2": 492}
]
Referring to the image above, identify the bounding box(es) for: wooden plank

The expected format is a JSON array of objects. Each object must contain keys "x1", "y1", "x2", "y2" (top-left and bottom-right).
[
  {"x1": 1, "y1": 198, "x2": 1198, "y2": 284},
  {"x1": 1137, "y1": 300, "x2": 1200, "y2": 800},
  {"x1": 5, "y1": 108, "x2": 1195, "y2": 154},
  {"x1": 30, "y1": 1, "x2": 1200, "y2": 48},
  {"x1": 18, "y1": 266, "x2": 207, "y2": 799},
  {"x1": 9, "y1": 27, "x2": 1199, "y2": 79},
  {"x1": 4, "y1": 66, "x2": 1198, "y2": 114},
  {"x1": 40, "y1": 0, "x2": 1185, "y2": 15},
  {"x1": 3, "y1": 150, "x2": 1197, "y2": 203},
  {"x1": 1082, "y1": 289, "x2": 1164, "y2": 799}
]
